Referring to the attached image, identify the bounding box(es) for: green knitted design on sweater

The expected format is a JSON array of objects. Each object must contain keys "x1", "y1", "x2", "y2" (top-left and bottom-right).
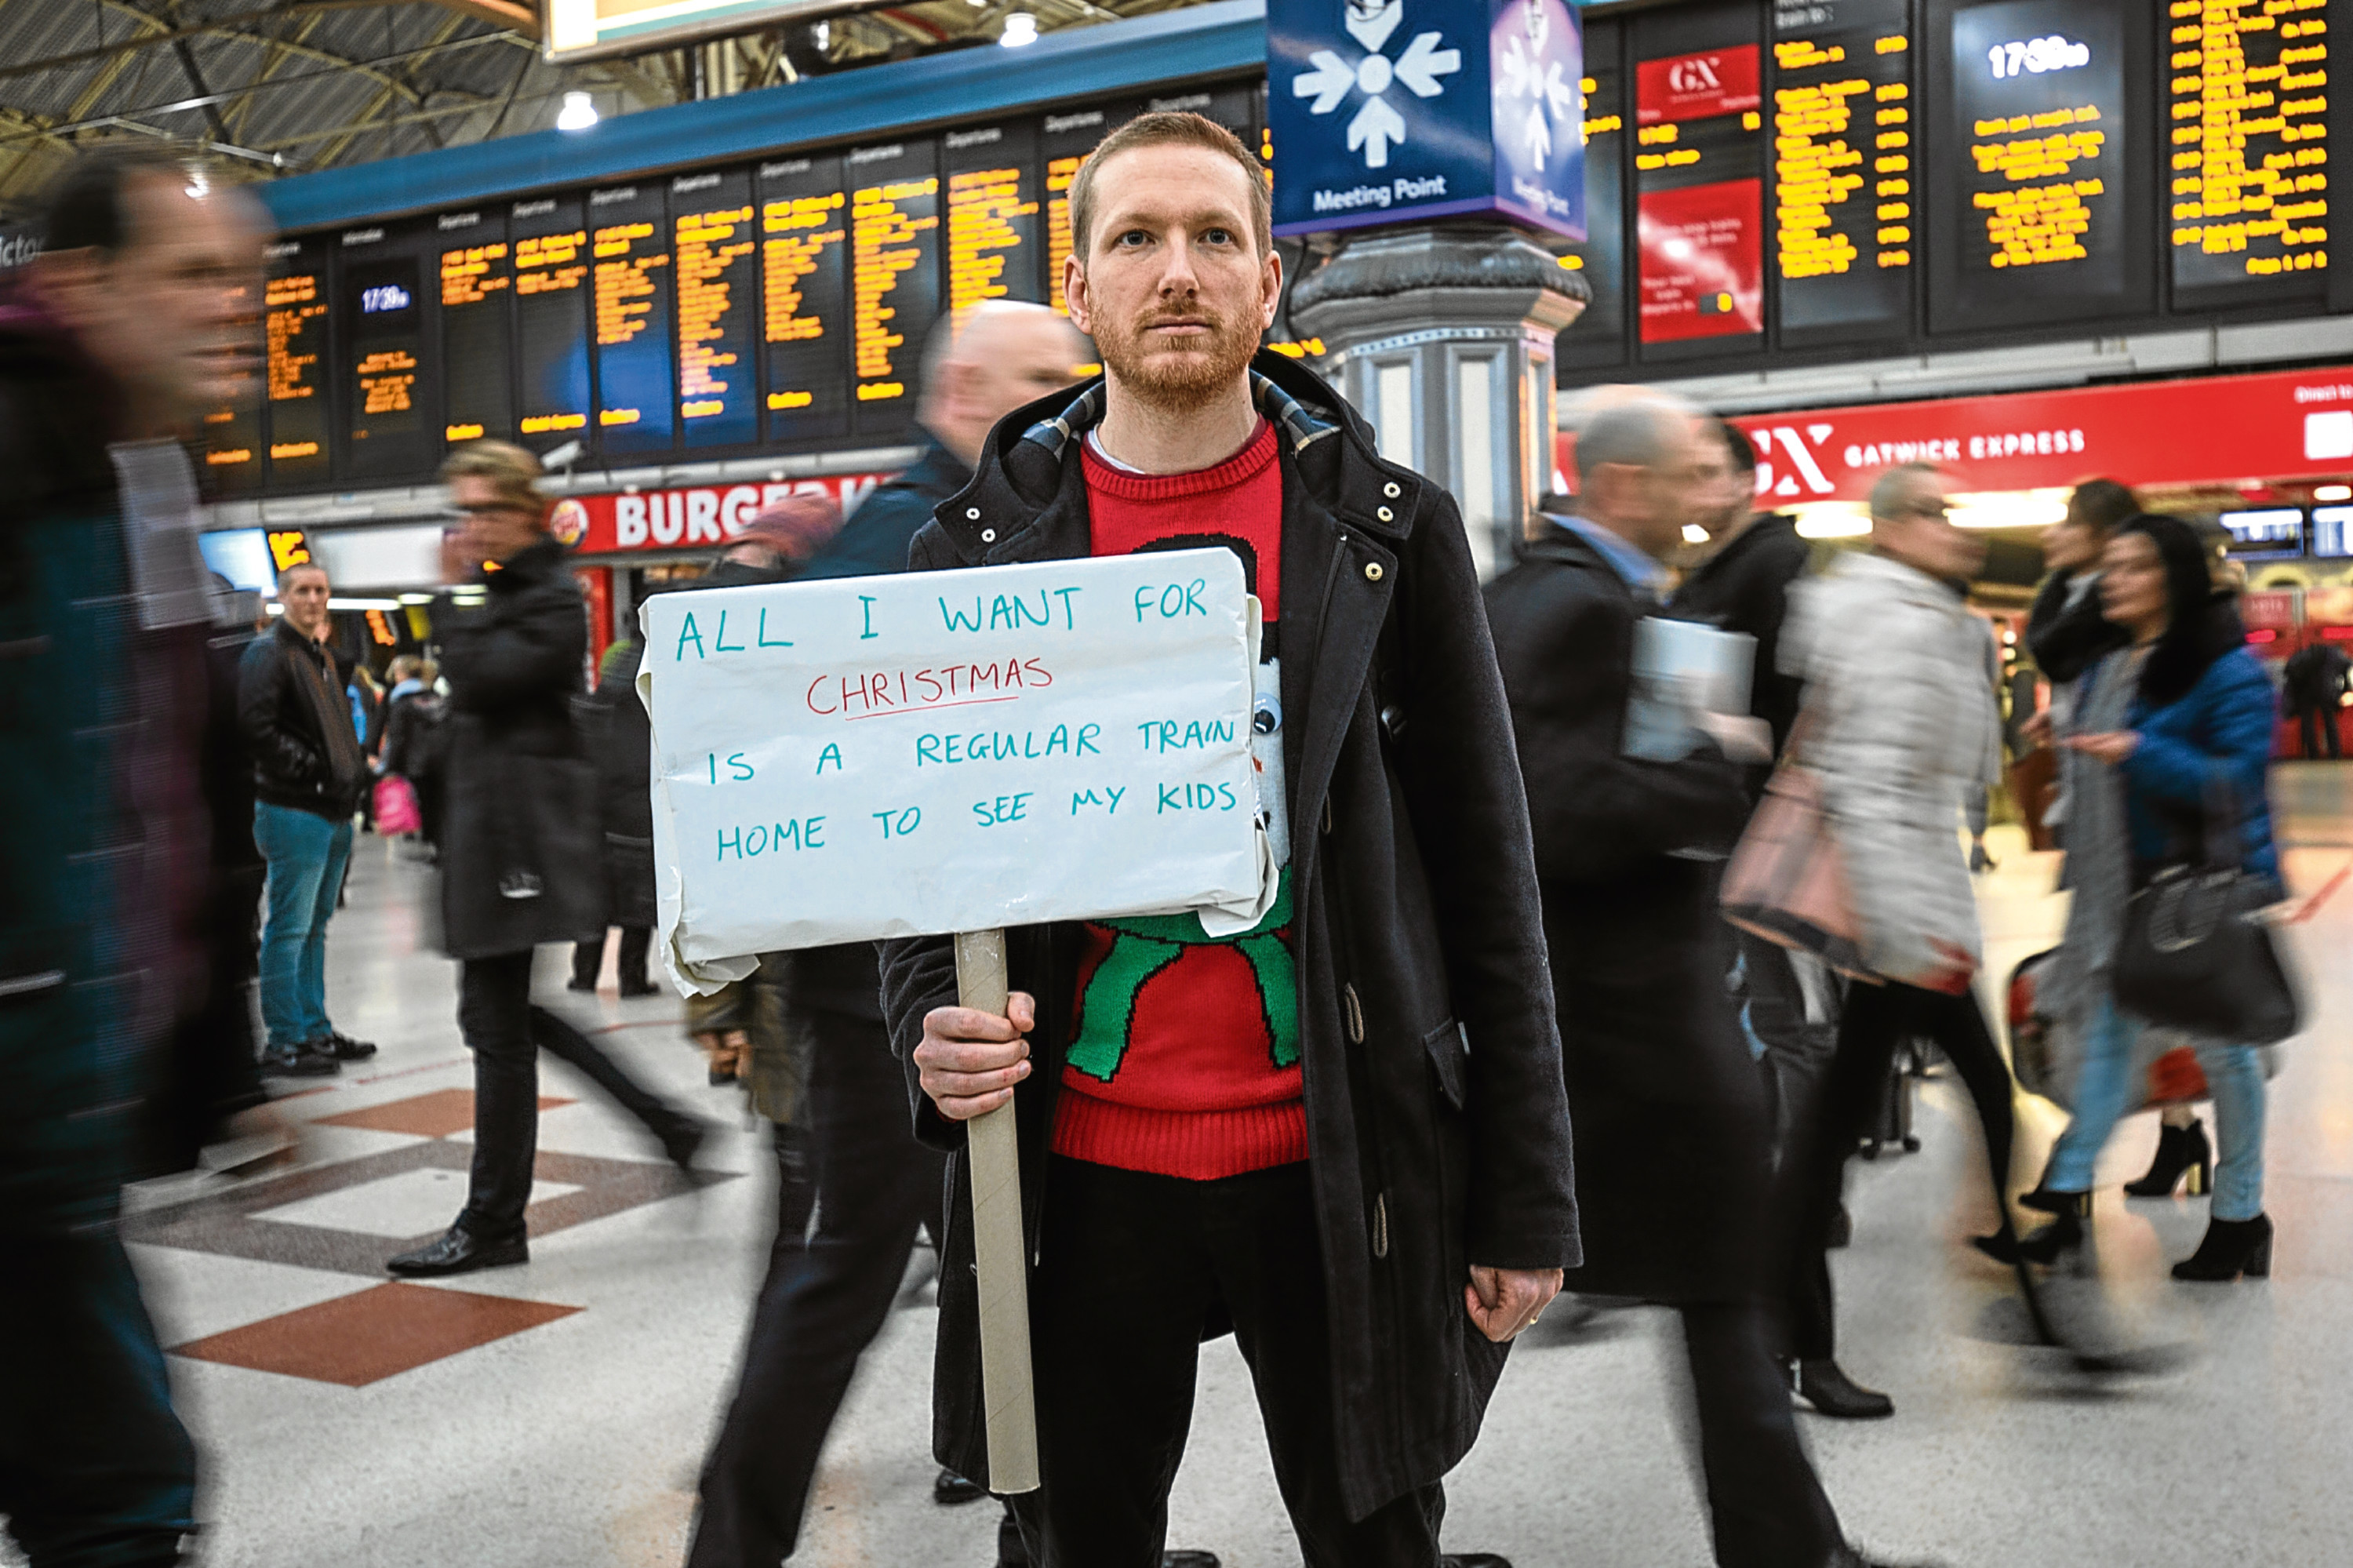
[{"x1": 1064, "y1": 868, "x2": 1297, "y2": 1083}]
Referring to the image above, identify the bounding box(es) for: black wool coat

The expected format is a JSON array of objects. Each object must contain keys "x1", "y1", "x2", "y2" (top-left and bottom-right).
[
  {"x1": 578, "y1": 639, "x2": 657, "y2": 931},
  {"x1": 1671, "y1": 512, "x2": 1810, "y2": 762},
  {"x1": 877, "y1": 352, "x2": 1578, "y2": 1520},
  {"x1": 433, "y1": 538, "x2": 602, "y2": 959},
  {"x1": 1484, "y1": 524, "x2": 1769, "y2": 1304}
]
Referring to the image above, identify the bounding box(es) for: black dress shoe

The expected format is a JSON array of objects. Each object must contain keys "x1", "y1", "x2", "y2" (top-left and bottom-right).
[
  {"x1": 1795, "y1": 1359, "x2": 1895, "y2": 1419},
  {"x1": 1162, "y1": 1555, "x2": 1219, "y2": 1568},
  {"x1": 1442, "y1": 1556, "x2": 1512, "y2": 1567},
  {"x1": 934, "y1": 1467, "x2": 987, "y2": 1506},
  {"x1": 1831, "y1": 1547, "x2": 1946, "y2": 1568},
  {"x1": 618, "y1": 980, "x2": 660, "y2": 999},
  {"x1": 2173, "y1": 1213, "x2": 2273, "y2": 1281},
  {"x1": 387, "y1": 1224, "x2": 528, "y2": 1277},
  {"x1": 566, "y1": 978, "x2": 597, "y2": 993},
  {"x1": 260, "y1": 1041, "x2": 340, "y2": 1077},
  {"x1": 660, "y1": 1118, "x2": 710, "y2": 1176},
  {"x1": 321, "y1": 1030, "x2": 377, "y2": 1060}
]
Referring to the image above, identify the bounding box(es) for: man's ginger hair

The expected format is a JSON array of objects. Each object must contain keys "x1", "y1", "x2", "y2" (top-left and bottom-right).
[{"x1": 1067, "y1": 111, "x2": 1272, "y2": 261}]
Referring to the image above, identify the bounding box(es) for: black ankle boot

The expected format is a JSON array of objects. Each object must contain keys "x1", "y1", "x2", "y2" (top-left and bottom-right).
[
  {"x1": 2125, "y1": 1118, "x2": 2212, "y2": 1199},
  {"x1": 2173, "y1": 1213, "x2": 2272, "y2": 1281},
  {"x1": 2013, "y1": 1191, "x2": 2091, "y2": 1264}
]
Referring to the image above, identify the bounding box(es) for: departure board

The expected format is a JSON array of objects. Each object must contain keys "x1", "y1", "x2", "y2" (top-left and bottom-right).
[
  {"x1": 1929, "y1": 0, "x2": 2152, "y2": 333},
  {"x1": 760, "y1": 155, "x2": 850, "y2": 443},
  {"x1": 1042, "y1": 105, "x2": 1129, "y2": 311},
  {"x1": 1635, "y1": 34, "x2": 1766, "y2": 352},
  {"x1": 2168, "y1": 0, "x2": 2331, "y2": 306},
  {"x1": 264, "y1": 238, "x2": 331, "y2": 486},
  {"x1": 673, "y1": 169, "x2": 759, "y2": 449},
  {"x1": 437, "y1": 209, "x2": 511, "y2": 445},
  {"x1": 944, "y1": 122, "x2": 1044, "y2": 311},
  {"x1": 199, "y1": 264, "x2": 264, "y2": 495},
  {"x1": 342, "y1": 242, "x2": 428, "y2": 481},
  {"x1": 1558, "y1": 24, "x2": 1627, "y2": 369},
  {"x1": 847, "y1": 141, "x2": 941, "y2": 435},
  {"x1": 512, "y1": 196, "x2": 593, "y2": 453},
  {"x1": 1772, "y1": 0, "x2": 1916, "y2": 344},
  {"x1": 591, "y1": 184, "x2": 677, "y2": 456}
]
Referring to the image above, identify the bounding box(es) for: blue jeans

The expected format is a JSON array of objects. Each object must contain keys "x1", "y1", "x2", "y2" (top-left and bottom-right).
[
  {"x1": 2046, "y1": 996, "x2": 2268, "y2": 1221},
  {"x1": 253, "y1": 801, "x2": 352, "y2": 1049}
]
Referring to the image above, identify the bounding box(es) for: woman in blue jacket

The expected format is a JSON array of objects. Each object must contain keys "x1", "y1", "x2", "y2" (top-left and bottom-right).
[{"x1": 2025, "y1": 512, "x2": 2278, "y2": 1282}]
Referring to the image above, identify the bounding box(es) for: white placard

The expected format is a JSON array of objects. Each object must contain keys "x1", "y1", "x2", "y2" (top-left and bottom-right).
[{"x1": 638, "y1": 548, "x2": 1264, "y2": 991}]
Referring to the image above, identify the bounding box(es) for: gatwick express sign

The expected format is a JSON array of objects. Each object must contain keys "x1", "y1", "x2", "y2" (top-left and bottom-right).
[{"x1": 1268, "y1": 0, "x2": 1587, "y2": 239}]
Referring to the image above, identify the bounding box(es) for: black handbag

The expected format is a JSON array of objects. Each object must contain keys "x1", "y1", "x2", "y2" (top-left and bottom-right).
[{"x1": 2112, "y1": 787, "x2": 2300, "y2": 1046}]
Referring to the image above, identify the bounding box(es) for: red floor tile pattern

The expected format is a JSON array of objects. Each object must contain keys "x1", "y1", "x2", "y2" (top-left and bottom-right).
[
  {"x1": 315, "y1": 1087, "x2": 573, "y2": 1139},
  {"x1": 172, "y1": 1282, "x2": 582, "y2": 1387}
]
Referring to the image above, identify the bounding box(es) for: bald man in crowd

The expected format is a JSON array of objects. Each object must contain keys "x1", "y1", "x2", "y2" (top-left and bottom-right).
[{"x1": 795, "y1": 300, "x2": 1090, "y2": 583}]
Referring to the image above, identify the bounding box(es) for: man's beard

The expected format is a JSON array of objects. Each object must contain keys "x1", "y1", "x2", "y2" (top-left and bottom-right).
[{"x1": 1096, "y1": 298, "x2": 1259, "y2": 412}]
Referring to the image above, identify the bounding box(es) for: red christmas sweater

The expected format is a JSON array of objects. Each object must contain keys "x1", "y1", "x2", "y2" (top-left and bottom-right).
[{"x1": 1051, "y1": 417, "x2": 1307, "y2": 1180}]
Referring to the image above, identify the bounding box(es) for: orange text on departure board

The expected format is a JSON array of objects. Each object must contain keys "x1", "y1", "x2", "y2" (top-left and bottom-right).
[
  {"x1": 2168, "y1": 0, "x2": 2330, "y2": 277},
  {"x1": 265, "y1": 274, "x2": 324, "y2": 402},
  {"x1": 676, "y1": 204, "x2": 755, "y2": 415},
  {"x1": 948, "y1": 166, "x2": 1036, "y2": 311},
  {"x1": 853, "y1": 177, "x2": 939, "y2": 399}
]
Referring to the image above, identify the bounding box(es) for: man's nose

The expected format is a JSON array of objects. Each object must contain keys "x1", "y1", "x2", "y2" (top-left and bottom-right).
[{"x1": 1158, "y1": 238, "x2": 1201, "y2": 294}]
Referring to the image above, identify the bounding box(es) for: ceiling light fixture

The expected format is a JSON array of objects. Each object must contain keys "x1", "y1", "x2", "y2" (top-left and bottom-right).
[
  {"x1": 1001, "y1": 13, "x2": 1039, "y2": 46},
  {"x1": 556, "y1": 91, "x2": 599, "y2": 132}
]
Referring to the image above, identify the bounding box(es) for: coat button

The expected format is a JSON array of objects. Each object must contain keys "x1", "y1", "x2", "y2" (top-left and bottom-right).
[
  {"x1": 1376, "y1": 507, "x2": 1394, "y2": 522},
  {"x1": 966, "y1": 507, "x2": 981, "y2": 519},
  {"x1": 1364, "y1": 562, "x2": 1384, "y2": 582},
  {"x1": 1384, "y1": 482, "x2": 1401, "y2": 498},
  {"x1": 981, "y1": 529, "x2": 996, "y2": 543}
]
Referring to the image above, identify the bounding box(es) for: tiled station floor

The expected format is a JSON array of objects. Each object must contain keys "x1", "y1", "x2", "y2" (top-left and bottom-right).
[{"x1": 24, "y1": 767, "x2": 2353, "y2": 1566}]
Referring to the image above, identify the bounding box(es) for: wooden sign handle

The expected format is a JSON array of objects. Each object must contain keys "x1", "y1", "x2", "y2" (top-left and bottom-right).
[{"x1": 954, "y1": 929, "x2": 1041, "y2": 1494}]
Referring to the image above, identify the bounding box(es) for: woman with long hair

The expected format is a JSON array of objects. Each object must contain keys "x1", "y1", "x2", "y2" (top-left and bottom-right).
[{"x1": 2023, "y1": 512, "x2": 2278, "y2": 1281}]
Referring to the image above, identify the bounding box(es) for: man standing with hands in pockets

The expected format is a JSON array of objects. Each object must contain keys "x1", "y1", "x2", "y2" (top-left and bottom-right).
[{"x1": 880, "y1": 112, "x2": 1577, "y2": 1567}]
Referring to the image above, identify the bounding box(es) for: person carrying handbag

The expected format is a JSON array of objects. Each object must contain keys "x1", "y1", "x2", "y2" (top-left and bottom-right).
[{"x1": 2024, "y1": 512, "x2": 2285, "y2": 1282}]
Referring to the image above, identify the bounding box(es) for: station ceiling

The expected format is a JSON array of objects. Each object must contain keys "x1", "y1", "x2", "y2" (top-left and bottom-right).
[{"x1": 0, "y1": 0, "x2": 1196, "y2": 220}]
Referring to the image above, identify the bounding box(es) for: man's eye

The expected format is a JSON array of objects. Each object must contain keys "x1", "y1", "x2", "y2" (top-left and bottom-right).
[
  {"x1": 1115, "y1": 230, "x2": 1150, "y2": 247},
  {"x1": 1203, "y1": 228, "x2": 1234, "y2": 246}
]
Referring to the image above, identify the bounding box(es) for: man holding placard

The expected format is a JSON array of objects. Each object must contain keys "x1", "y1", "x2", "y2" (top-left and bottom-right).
[{"x1": 885, "y1": 113, "x2": 1577, "y2": 1566}]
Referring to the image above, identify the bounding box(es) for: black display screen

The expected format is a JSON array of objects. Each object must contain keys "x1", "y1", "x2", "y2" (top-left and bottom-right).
[
  {"x1": 944, "y1": 121, "x2": 1044, "y2": 311},
  {"x1": 1771, "y1": 0, "x2": 1916, "y2": 344},
  {"x1": 342, "y1": 233, "x2": 428, "y2": 482},
  {"x1": 437, "y1": 209, "x2": 511, "y2": 446},
  {"x1": 1042, "y1": 104, "x2": 1134, "y2": 314},
  {"x1": 846, "y1": 140, "x2": 941, "y2": 436},
  {"x1": 264, "y1": 237, "x2": 331, "y2": 487},
  {"x1": 590, "y1": 184, "x2": 676, "y2": 456},
  {"x1": 1558, "y1": 22, "x2": 1626, "y2": 369},
  {"x1": 2168, "y1": 0, "x2": 2330, "y2": 308},
  {"x1": 760, "y1": 154, "x2": 850, "y2": 443},
  {"x1": 511, "y1": 196, "x2": 592, "y2": 453},
  {"x1": 1927, "y1": 0, "x2": 2153, "y2": 333},
  {"x1": 672, "y1": 169, "x2": 759, "y2": 449}
]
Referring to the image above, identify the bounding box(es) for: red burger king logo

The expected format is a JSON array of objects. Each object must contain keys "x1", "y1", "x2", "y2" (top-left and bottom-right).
[{"x1": 549, "y1": 497, "x2": 589, "y2": 548}]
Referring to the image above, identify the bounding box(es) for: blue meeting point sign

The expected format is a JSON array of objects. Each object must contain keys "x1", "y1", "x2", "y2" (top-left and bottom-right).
[{"x1": 1268, "y1": 0, "x2": 1586, "y2": 240}]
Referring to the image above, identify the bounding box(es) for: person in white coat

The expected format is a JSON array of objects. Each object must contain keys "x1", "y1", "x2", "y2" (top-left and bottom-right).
[{"x1": 1773, "y1": 463, "x2": 2030, "y2": 1410}]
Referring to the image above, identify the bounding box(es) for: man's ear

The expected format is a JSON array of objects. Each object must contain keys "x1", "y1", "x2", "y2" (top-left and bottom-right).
[
  {"x1": 1257, "y1": 244, "x2": 1282, "y2": 331},
  {"x1": 1064, "y1": 254, "x2": 1093, "y2": 336},
  {"x1": 27, "y1": 247, "x2": 110, "y2": 334}
]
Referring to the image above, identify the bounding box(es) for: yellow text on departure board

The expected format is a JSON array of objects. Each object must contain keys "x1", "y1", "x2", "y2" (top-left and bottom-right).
[
  {"x1": 676, "y1": 205, "x2": 755, "y2": 409},
  {"x1": 852, "y1": 178, "x2": 940, "y2": 390},
  {"x1": 265, "y1": 275, "x2": 324, "y2": 402},
  {"x1": 1969, "y1": 107, "x2": 2106, "y2": 266},
  {"x1": 2168, "y1": 0, "x2": 2330, "y2": 277},
  {"x1": 593, "y1": 222, "x2": 666, "y2": 347},
  {"x1": 948, "y1": 166, "x2": 1038, "y2": 311},
  {"x1": 439, "y1": 243, "x2": 509, "y2": 306}
]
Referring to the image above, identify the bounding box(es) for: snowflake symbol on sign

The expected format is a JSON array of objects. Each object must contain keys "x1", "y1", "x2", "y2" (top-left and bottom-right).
[
  {"x1": 1290, "y1": 0, "x2": 1463, "y2": 171},
  {"x1": 1496, "y1": 0, "x2": 1578, "y2": 166}
]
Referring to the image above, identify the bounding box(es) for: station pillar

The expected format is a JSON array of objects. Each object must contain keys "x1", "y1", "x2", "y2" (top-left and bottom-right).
[{"x1": 1289, "y1": 224, "x2": 1587, "y2": 580}]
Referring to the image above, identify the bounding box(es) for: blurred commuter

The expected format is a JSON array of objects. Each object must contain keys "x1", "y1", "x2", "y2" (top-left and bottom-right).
[
  {"x1": 2028, "y1": 515, "x2": 2278, "y2": 1280},
  {"x1": 689, "y1": 329, "x2": 1095, "y2": 1568},
  {"x1": 569, "y1": 634, "x2": 660, "y2": 997},
  {"x1": 1489, "y1": 398, "x2": 1910, "y2": 1568},
  {"x1": 388, "y1": 441, "x2": 704, "y2": 1279},
  {"x1": 378, "y1": 656, "x2": 447, "y2": 853},
  {"x1": 2, "y1": 147, "x2": 280, "y2": 1568},
  {"x1": 1672, "y1": 423, "x2": 1841, "y2": 1148},
  {"x1": 239, "y1": 560, "x2": 374, "y2": 1076},
  {"x1": 1779, "y1": 463, "x2": 2035, "y2": 1395},
  {"x1": 2282, "y1": 639, "x2": 2348, "y2": 759},
  {"x1": 2020, "y1": 479, "x2": 2137, "y2": 837},
  {"x1": 886, "y1": 111, "x2": 1571, "y2": 1568},
  {"x1": 795, "y1": 298, "x2": 1090, "y2": 584}
]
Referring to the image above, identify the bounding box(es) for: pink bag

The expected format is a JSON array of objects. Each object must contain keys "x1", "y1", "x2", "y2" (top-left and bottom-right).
[{"x1": 373, "y1": 773, "x2": 422, "y2": 835}]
